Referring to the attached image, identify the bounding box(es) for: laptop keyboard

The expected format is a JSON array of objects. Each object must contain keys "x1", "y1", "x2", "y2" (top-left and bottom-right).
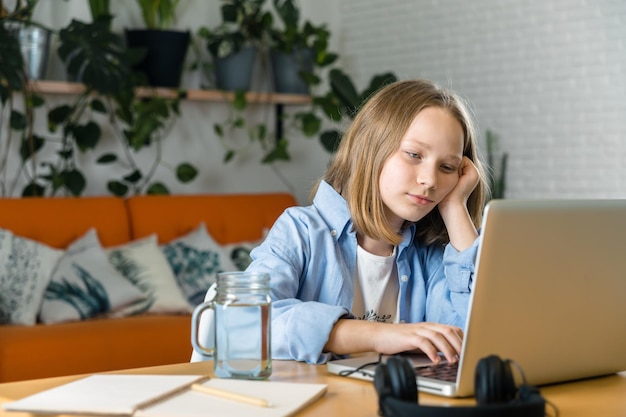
[{"x1": 414, "y1": 362, "x2": 458, "y2": 382}]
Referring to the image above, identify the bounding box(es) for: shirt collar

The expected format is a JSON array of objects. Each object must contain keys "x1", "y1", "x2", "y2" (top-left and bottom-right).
[
  {"x1": 313, "y1": 180, "x2": 353, "y2": 238},
  {"x1": 313, "y1": 180, "x2": 417, "y2": 250}
]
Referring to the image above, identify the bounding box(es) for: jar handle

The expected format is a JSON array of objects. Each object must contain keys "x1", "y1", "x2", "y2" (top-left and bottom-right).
[{"x1": 191, "y1": 284, "x2": 217, "y2": 356}]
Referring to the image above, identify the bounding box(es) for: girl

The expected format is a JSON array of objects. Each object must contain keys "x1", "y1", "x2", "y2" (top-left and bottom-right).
[{"x1": 246, "y1": 79, "x2": 488, "y2": 364}]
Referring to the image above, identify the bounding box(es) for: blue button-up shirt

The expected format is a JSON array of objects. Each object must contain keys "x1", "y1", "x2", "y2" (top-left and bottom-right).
[{"x1": 247, "y1": 180, "x2": 478, "y2": 364}]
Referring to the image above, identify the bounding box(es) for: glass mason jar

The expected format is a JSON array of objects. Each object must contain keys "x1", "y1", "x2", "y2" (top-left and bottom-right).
[{"x1": 192, "y1": 272, "x2": 271, "y2": 379}]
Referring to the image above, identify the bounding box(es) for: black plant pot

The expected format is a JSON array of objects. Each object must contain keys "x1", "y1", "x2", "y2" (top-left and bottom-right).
[
  {"x1": 125, "y1": 29, "x2": 190, "y2": 88},
  {"x1": 213, "y1": 46, "x2": 257, "y2": 91},
  {"x1": 270, "y1": 48, "x2": 313, "y2": 94}
]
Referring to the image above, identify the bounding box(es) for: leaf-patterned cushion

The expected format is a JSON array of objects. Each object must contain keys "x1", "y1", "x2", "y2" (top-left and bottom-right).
[
  {"x1": 0, "y1": 228, "x2": 64, "y2": 325},
  {"x1": 161, "y1": 223, "x2": 237, "y2": 307},
  {"x1": 107, "y1": 235, "x2": 192, "y2": 317},
  {"x1": 221, "y1": 233, "x2": 266, "y2": 272},
  {"x1": 39, "y1": 229, "x2": 146, "y2": 324}
]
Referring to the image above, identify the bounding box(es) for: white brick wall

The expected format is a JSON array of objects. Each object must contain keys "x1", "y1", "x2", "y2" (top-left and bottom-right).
[{"x1": 338, "y1": 0, "x2": 626, "y2": 198}]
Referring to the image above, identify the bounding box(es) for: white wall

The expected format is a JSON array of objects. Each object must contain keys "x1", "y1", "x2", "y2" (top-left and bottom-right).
[
  {"x1": 12, "y1": 0, "x2": 626, "y2": 203},
  {"x1": 337, "y1": 0, "x2": 626, "y2": 199}
]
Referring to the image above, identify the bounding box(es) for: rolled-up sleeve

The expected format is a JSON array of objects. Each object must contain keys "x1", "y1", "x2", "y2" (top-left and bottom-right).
[{"x1": 424, "y1": 237, "x2": 479, "y2": 328}]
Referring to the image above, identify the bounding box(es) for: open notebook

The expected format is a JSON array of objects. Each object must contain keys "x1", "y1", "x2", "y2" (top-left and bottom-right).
[
  {"x1": 328, "y1": 199, "x2": 626, "y2": 397},
  {"x1": 3, "y1": 374, "x2": 327, "y2": 417}
]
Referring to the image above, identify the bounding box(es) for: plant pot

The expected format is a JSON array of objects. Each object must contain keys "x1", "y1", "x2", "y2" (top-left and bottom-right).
[
  {"x1": 124, "y1": 29, "x2": 190, "y2": 88},
  {"x1": 270, "y1": 48, "x2": 313, "y2": 95},
  {"x1": 213, "y1": 46, "x2": 257, "y2": 91},
  {"x1": 5, "y1": 22, "x2": 51, "y2": 80}
]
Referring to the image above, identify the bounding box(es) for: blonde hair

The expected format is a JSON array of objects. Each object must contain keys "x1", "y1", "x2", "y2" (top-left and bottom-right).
[{"x1": 317, "y1": 79, "x2": 489, "y2": 246}]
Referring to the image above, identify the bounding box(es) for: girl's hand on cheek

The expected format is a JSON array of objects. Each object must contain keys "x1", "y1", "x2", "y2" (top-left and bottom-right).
[
  {"x1": 437, "y1": 156, "x2": 480, "y2": 251},
  {"x1": 440, "y1": 156, "x2": 479, "y2": 210}
]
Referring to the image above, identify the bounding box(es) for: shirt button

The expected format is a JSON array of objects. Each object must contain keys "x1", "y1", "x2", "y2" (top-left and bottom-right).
[
  {"x1": 401, "y1": 275, "x2": 408, "y2": 283},
  {"x1": 330, "y1": 230, "x2": 337, "y2": 236}
]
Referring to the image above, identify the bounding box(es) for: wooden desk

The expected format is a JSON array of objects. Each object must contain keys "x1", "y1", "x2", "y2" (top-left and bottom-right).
[{"x1": 1, "y1": 361, "x2": 625, "y2": 417}]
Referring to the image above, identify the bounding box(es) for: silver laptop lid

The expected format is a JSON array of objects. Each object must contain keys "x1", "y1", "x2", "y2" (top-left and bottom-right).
[{"x1": 456, "y1": 199, "x2": 626, "y2": 397}]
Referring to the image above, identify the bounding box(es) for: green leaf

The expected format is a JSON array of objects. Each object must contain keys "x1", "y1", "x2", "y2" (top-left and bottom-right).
[
  {"x1": 232, "y1": 90, "x2": 247, "y2": 111},
  {"x1": 29, "y1": 94, "x2": 46, "y2": 108},
  {"x1": 257, "y1": 124, "x2": 267, "y2": 141},
  {"x1": 0, "y1": 85, "x2": 10, "y2": 105},
  {"x1": 314, "y1": 93, "x2": 342, "y2": 121},
  {"x1": 329, "y1": 68, "x2": 359, "y2": 113},
  {"x1": 20, "y1": 135, "x2": 45, "y2": 161},
  {"x1": 176, "y1": 163, "x2": 198, "y2": 183},
  {"x1": 146, "y1": 182, "x2": 170, "y2": 195},
  {"x1": 320, "y1": 130, "x2": 342, "y2": 153},
  {"x1": 22, "y1": 182, "x2": 46, "y2": 197},
  {"x1": 224, "y1": 150, "x2": 235, "y2": 163},
  {"x1": 90, "y1": 99, "x2": 107, "y2": 113},
  {"x1": 10, "y1": 111, "x2": 27, "y2": 131},
  {"x1": 360, "y1": 72, "x2": 397, "y2": 104},
  {"x1": 58, "y1": 19, "x2": 134, "y2": 95},
  {"x1": 96, "y1": 153, "x2": 117, "y2": 163},
  {"x1": 48, "y1": 105, "x2": 73, "y2": 131},
  {"x1": 214, "y1": 124, "x2": 224, "y2": 137},
  {"x1": 123, "y1": 170, "x2": 142, "y2": 183},
  {"x1": 73, "y1": 121, "x2": 101, "y2": 151},
  {"x1": 298, "y1": 112, "x2": 321, "y2": 137},
  {"x1": 57, "y1": 148, "x2": 74, "y2": 160},
  {"x1": 262, "y1": 139, "x2": 290, "y2": 163},
  {"x1": 107, "y1": 180, "x2": 128, "y2": 196},
  {"x1": 63, "y1": 169, "x2": 87, "y2": 196},
  {"x1": 0, "y1": 28, "x2": 25, "y2": 91}
]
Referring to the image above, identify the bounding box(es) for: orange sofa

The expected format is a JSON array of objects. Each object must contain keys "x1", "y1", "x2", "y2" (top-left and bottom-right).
[{"x1": 0, "y1": 193, "x2": 296, "y2": 383}]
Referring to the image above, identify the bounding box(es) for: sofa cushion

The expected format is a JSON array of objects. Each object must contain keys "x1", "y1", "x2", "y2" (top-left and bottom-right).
[
  {"x1": 221, "y1": 230, "x2": 267, "y2": 271},
  {"x1": 162, "y1": 223, "x2": 237, "y2": 306},
  {"x1": 0, "y1": 228, "x2": 64, "y2": 325},
  {"x1": 107, "y1": 235, "x2": 192, "y2": 316},
  {"x1": 39, "y1": 229, "x2": 146, "y2": 324}
]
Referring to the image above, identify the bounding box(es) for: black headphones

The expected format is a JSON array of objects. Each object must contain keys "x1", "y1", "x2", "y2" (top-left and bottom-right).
[{"x1": 374, "y1": 355, "x2": 546, "y2": 417}]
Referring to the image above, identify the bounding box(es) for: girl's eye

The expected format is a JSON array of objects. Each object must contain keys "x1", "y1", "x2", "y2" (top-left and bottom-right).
[
  {"x1": 407, "y1": 152, "x2": 421, "y2": 159},
  {"x1": 441, "y1": 165, "x2": 457, "y2": 173}
]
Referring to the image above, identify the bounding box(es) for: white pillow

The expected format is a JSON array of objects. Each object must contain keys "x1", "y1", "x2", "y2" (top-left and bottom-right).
[
  {"x1": 161, "y1": 223, "x2": 236, "y2": 306},
  {"x1": 0, "y1": 228, "x2": 64, "y2": 325},
  {"x1": 39, "y1": 229, "x2": 146, "y2": 324},
  {"x1": 107, "y1": 235, "x2": 192, "y2": 317}
]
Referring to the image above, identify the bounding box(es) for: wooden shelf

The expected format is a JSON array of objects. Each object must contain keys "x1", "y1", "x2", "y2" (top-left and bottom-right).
[{"x1": 29, "y1": 80, "x2": 312, "y2": 105}]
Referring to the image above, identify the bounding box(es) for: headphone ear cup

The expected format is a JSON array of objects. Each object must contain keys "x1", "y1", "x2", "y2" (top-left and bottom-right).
[
  {"x1": 388, "y1": 356, "x2": 418, "y2": 403},
  {"x1": 474, "y1": 355, "x2": 517, "y2": 405},
  {"x1": 373, "y1": 361, "x2": 390, "y2": 416},
  {"x1": 374, "y1": 357, "x2": 418, "y2": 405}
]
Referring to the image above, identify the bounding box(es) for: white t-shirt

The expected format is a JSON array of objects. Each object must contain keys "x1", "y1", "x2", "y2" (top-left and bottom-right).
[{"x1": 352, "y1": 245, "x2": 399, "y2": 323}]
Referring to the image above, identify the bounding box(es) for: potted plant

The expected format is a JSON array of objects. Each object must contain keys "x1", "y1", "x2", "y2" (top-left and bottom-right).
[
  {"x1": 1, "y1": 0, "x2": 51, "y2": 80},
  {"x1": 41, "y1": 15, "x2": 141, "y2": 196},
  {"x1": 0, "y1": 17, "x2": 46, "y2": 196},
  {"x1": 197, "y1": 0, "x2": 272, "y2": 91},
  {"x1": 485, "y1": 129, "x2": 508, "y2": 200},
  {"x1": 310, "y1": 68, "x2": 397, "y2": 152},
  {"x1": 125, "y1": 0, "x2": 190, "y2": 88},
  {"x1": 8, "y1": 10, "x2": 197, "y2": 197},
  {"x1": 51, "y1": 15, "x2": 197, "y2": 197},
  {"x1": 87, "y1": 0, "x2": 112, "y2": 28},
  {"x1": 269, "y1": 0, "x2": 337, "y2": 94}
]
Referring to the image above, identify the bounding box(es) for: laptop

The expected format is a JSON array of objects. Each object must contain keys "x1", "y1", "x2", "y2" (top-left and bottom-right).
[{"x1": 327, "y1": 199, "x2": 626, "y2": 397}]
